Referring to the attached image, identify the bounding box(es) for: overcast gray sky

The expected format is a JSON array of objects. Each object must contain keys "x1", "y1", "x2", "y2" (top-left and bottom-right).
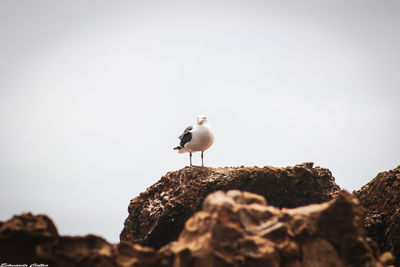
[{"x1": 1, "y1": 1, "x2": 399, "y2": 243}]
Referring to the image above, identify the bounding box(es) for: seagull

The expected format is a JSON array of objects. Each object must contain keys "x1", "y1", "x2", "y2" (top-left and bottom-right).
[{"x1": 174, "y1": 115, "x2": 214, "y2": 167}]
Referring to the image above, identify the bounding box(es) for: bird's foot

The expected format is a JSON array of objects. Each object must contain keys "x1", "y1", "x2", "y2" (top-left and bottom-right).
[
  {"x1": 190, "y1": 164, "x2": 203, "y2": 168},
  {"x1": 190, "y1": 165, "x2": 211, "y2": 169}
]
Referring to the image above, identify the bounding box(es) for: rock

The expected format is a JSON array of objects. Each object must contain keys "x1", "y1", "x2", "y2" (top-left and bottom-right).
[
  {"x1": 161, "y1": 190, "x2": 390, "y2": 267},
  {"x1": 0, "y1": 212, "x2": 59, "y2": 263},
  {"x1": 39, "y1": 235, "x2": 168, "y2": 267},
  {"x1": 1, "y1": 184, "x2": 392, "y2": 266},
  {"x1": 354, "y1": 166, "x2": 400, "y2": 266},
  {"x1": 120, "y1": 163, "x2": 340, "y2": 249},
  {"x1": 0, "y1": 213, "x2": 166, "y2": 266}
]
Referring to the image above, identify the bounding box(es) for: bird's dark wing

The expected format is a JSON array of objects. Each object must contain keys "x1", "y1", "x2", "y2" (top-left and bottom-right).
[
  {"x1": 178, "y1": 125, "x2": 193, "y2": 139},
  {"x1": 179, "y1": 125, "x2": 193, "y2": 147}
]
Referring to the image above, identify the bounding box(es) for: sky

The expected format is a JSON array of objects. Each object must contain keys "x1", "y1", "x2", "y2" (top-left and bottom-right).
[{"x1": 0, "y1": 1, "x2": 399, "y2": 243}]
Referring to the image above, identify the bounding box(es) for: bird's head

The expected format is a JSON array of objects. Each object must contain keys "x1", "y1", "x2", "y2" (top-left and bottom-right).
[{"x1": 197, "y1": 114, "x2": 207, "y2": 125}]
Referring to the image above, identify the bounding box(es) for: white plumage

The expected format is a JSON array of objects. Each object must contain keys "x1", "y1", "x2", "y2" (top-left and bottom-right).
[{"x1": 174, "y1": 115, "x2": 214, "y2": 167}]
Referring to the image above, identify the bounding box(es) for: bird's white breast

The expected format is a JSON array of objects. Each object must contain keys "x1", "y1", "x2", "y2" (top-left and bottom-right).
[{"x1": 185, "y1": 123, "x2": 214, "y2": 152}]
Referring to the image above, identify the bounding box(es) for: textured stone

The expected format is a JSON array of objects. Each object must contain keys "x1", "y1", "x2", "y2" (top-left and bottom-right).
[
  {"x1": 120, "y1": 163, "x2": 340, "y2": 248},
  {"x1": 3, "y1": 164, "x2": 396, "y2": 267},
  {"x1": 161, "y1": 190, "x2": 389, "y2": 267},
  {"x1": 0, "y1": 213, "x2": 165, "y2": 266},
  {"x1": 354, "y1": 166, "x2": 400, "y2": 266},
  {"x1": 0, "y1": 189, "x2": 392, "y2": 266}
]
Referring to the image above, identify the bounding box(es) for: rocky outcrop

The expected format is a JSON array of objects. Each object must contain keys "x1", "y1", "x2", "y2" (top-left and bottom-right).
[
  {"x1": 3, "y1": 164, "x2": 397, "y2": 266},
  {"x1": 120, "y1": 163, "x2": 341, "y2": 249},
  {"x1": 1, "y1": 190, "x2": 393, "y2": 267},
  {"x1": 0, "y1": 213, "x2": 58, "y2": 263},
  {"x1": 162, "y1": 190, "x2": 392, "y2": 266},
  {"x1": 39, "y1": 236, "x2": 166, "y2": 267},
  {"x1": 354, "y1": 166, "x2": 400, "y2": 266},
  {"x1": 0, "y1": 213, "x2": 164, "y2": 266}
]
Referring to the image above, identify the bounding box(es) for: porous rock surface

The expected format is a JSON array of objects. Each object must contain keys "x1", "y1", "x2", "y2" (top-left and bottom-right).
[
  {"x1": 161, "y1": 190, "x2": 391, "y2": 267},
  {"x1": 1, "y1": 191, "x2": 393, "y2": 267},
  {"x1": 120, "y1": 163, "x2": 340, "y2": 248},
  {"x1": 354, "y1": 166, "x2": 400, "y2": 266},
  {"x1": 3, "y1": 164, "x2": 396, "y2": 266}
]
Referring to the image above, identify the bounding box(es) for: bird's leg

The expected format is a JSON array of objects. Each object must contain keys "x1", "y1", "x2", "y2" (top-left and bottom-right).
[
  {"x1": 201, "y1": 151, "x2": 204, "y2": 167},
  {"x1": 189, "y1": 152, "x2": 201, "y2": 168}
]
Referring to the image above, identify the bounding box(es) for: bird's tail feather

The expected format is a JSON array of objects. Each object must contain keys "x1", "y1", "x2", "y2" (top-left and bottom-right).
[{"x1": 174, "y1": 146, "x2": 187, "y2": 153}]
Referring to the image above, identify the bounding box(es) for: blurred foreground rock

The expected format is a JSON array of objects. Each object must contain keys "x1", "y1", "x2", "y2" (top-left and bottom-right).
[
  {"x1": 0, "y1": 213, "x2": 58, "y2": 263},
  {"x1": 2, "y1": 164, "x2": 396, "y2": 266},
  {"x1": 354, "y1": 166, "x2": 400, "y2": 266},
  {"x1": 161, "y1": 190, "x2": 391, "y2": 267},
  {"x1": 0, "y1": 213, "x2": 165, "y2": 266},
  {"x1": 120, "y1": 163, "x2": 340, "y2": 248},
  {"x1": 1, "y1": 190, "x2": 392, "y2": 266}
]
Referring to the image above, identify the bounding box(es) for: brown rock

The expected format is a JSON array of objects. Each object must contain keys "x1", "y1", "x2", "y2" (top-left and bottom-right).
[
  {"x1": 1, "y1": 188, "x2": 393, "y2": 267},
  {"x1": 120, "y1": 163, "x2": 340, "y2": 249},
  {"x1": 0, "y1": 213, "x2": 166, "y2": 266},
  {"x1": 354, "y1": 166, "x2": 400, "y2": 266},
  {"x1": 162, "y1": 190, "x2": 389, "y2": 267},
  {"x1": 0, "y1": 212, "x2": 58, "y2": 263}
]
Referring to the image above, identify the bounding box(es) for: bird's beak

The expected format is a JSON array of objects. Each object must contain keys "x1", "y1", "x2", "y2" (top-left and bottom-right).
[{"x1": 198, "y1": 119, "x2": 204, "y2": 125}]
